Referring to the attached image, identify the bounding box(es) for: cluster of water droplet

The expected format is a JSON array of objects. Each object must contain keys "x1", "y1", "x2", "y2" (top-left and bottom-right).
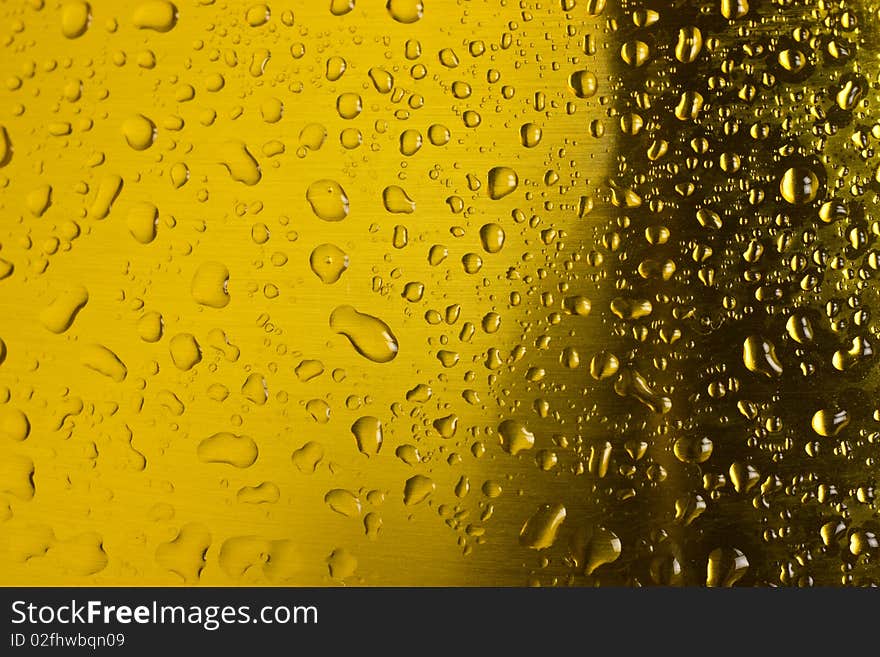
[{"x1": 1, "y1": 0, "x2": 878, "y2": 586}]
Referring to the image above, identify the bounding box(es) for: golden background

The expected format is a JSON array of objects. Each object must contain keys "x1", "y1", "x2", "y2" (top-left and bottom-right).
[{"x1": 0, "y1": 0, "x2": 877, "y2": 586}]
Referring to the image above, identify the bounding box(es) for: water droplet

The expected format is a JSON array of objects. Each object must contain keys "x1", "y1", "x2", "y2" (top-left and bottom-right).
[
  {"x1": 570, "y1": 525, "x2": 621, "y2": 575},
  {"x1": 620, "y1": 40, "x2": 650, "y2": 67},
  {"x1": 568, "y1": 70, "x2": 598, "y2": 98},
  {"x1": 0, "y1": 126, "x2": 11, "y2": 167},
  {"x1": 785, "y1": 314, "x2": 814, "y2": 344},
  {"x1": 306, "y1": 180, "x2": 349, "y2": 221},
  {"x1": 355, "y1": 66, "x2": 388, "y2": 97},
  {"x1": 720, "y1": 0, "x2": 749, "y2": 20},
  {"x1": 291, "y1": 441, "x2": 324, "y2": 473},
  {"x1": 244, "y1": 3, "x2": 270, "y2": 27},
  {"x1": 399, "y1": 129, "x2": 422, "y2": 156},
  {"x1": 836, "y1": 76, "x2": 865, "y2": 111},
  {"x1": 326, "y1": 548, "x2": 357, "y2": 579},
  {"x1": 137, "y1": 312, "x2": 163, "y2": 343},
  {"x1": 88, "y1": 174, "x2": 123, "y2": 220},
  {"x1": 777, "y1": 48, "x2": 807, "y2": 74},
  {"x1": 675, "y1": 26, "x2": 703, "y2": 63},
  {"x1": 832, "y1": 336, "x2": 872, "y2": 371},
  {"x1": 811, "y1": 408, "x2": 849, "y2": 437},
  {"x1": 127, "y1": 202, "x2": 159, "y2": 244},
  {"x1": 519, "y1": 503, "x2": 566, "y2": 550},
  {"x1": 352, "y1": 416, "x2": 383, "y2": 457},
  {"x1": 432, "y1": 414, "x2": 458, "y2": 438},
  {"x1": 382, "y1": 186, "x2": 415, "y2": 213},
  {"x1": 299, "y1": 123, "x2": 327, "y2": 151},
  {"x1": 498, "y1": 419, "x2": 535, "y2": 455},
  {"x1": 325, "y1": 489, "x2": 361, "y2": 517},
  {"x1": 427, "y1": 124, "x2": 450, "y2": 146},
  {"x1": 487, "y1": 166, "x2": 518, "y2": 200},
  {"x1": 706, "y1": 547, "x2": 749, "y2": 586},
  {"x1": 674, "y1": 90, "x2": 704, "y2": 121},
  {"x1": 520, "y1": 122, "x2": 542, "y2": 147},
  {"x1": 0, "y1": 408, "x2": 30, "y2": 442},
  {"x1": 336, "y1": 93, "x2": 362, "y2": 120},
  {"x1": 219, "y1": 141, "x2": 261, "y2": 185},
  {"x1": 260, "y1": 97, "x2": 283, "y2": 123},
  {"x1": 742, "y1": 335, "x2": 783, "y2": 377},
  {"x1": 156, "y1": 523, "x2": 210, "y2": 583},
  {"x1": 403, "y1": 474, "x2": 435, "y2": 505},
  {"x1": 197, "y1": 432, "x2": 258, "y2": 468},
  {"x1": 40, "y1": 286, "x2": 88, "y2": 334},
  {"x1": 364, "y1": 512, "x2": 382, "y2": 540},
  {"x1": 479, "y1": 223, "x2": 505, "y2": 253},
  {"x1": 132, "y1": 1, "x2": 178, "y2": 32},
  {"x1": 673, "y1": 436, "x2": 713, "y2": 464},
  {"x1": 386, "y1": 0, "x2": 423, "y2": 23},
  {"x1": 780, "y1": 165, "x2": 820, "y2": 205},
  {"x1": 61, "y1": 1, "x2": 91, "y2": 39},
  {"x1": 242, "y1": 373, "x2": 268, "y2": 405},
  {"x1": 610, "y1": 297, "x2": 652, "y2": 319},
  {"x1": 330, "y1": 305, "x2": 398, "y2": 363},
  {"x1": 294, "y1": 360, "x2": 324, "y2": 382},
  {"x1": 590, "y1": 351, "x2": 619, "y2": 380},
  {"x1": 26, "y1": 185, "x2": 52, "y2": 217},
  {"x1": 614, "y1": 368, "x2": 672, "y2": 414},
  {"x1": 169, "y1": 333, "x2": 202, "y2": 370},
  {"x1": 191, "y1": 261, "x2": 230, "y2": 308},
  {"x1": 81, "y1": 344, "x2": 127, "y2": 382},
  {"x1": 309, "y1": 244, "x2": 349, "y2": 284},
  {"x1": 122, "y1": 114, "x2": 156, "y2": 150}
]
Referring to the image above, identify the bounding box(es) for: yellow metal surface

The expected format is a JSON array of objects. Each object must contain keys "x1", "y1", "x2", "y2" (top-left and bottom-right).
[{"x1": 0, "y1": 0, "x2": 878, "y2": 586}]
